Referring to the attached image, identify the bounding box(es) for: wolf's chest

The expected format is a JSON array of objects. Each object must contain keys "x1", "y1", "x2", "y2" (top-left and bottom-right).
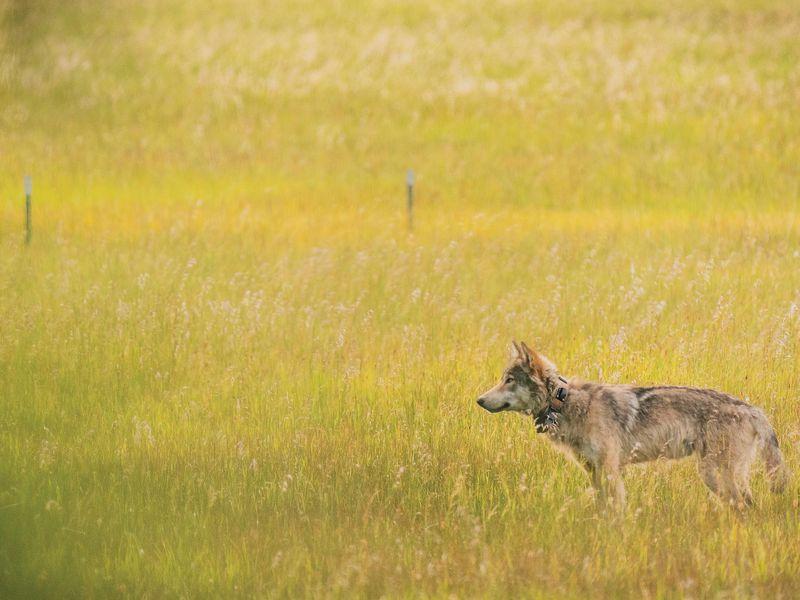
[{"x1": 550, "y1": 435, "x2": 600, "y2": 466}]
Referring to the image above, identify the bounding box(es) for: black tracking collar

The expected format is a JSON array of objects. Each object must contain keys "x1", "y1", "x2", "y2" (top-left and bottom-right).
[
  {"x1": 534, "y1": 407, "x2": 558, "y2": 433},
  {"x1": 554, "y1": 376, "x2": 569, "y2": 405},
  {"x1": 535, "y1": 376, "x2": 569, "y2": 434}
]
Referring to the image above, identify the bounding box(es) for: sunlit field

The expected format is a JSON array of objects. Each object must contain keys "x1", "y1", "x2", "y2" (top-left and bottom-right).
[{"x1": 2, "y1": 0, "x2": 800, "y2": 597}]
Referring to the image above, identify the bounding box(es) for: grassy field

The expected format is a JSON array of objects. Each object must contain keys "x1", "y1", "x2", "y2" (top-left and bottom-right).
[{"x1": 2, "y1": 0, "x2": 800, "y2": 597}]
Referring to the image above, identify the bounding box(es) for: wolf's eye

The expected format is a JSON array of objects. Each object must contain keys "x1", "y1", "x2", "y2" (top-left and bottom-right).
[{"x1": 504, "y1": 377, "x2": 514, "y2": 385}]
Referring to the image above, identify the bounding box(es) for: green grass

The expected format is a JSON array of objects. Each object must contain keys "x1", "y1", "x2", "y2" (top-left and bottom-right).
[{"x1": 1, "y1": 0, "x2": 800, "y2": 597}]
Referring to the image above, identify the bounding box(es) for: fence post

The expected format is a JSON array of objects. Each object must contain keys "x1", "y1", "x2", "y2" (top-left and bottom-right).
[
  {"x1": 24, "y1": 175, "x2": 32, "y2": 244},
  {"x1": 406, "y1": 169, "x2": 414, "y2": 231}
]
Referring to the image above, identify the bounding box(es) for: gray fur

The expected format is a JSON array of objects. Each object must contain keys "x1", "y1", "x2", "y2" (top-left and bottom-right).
[{"x1": 477, "y1": 342, "x2": 790, "y2": 510}]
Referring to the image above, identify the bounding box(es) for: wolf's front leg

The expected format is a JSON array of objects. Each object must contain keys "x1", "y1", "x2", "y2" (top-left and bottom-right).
[
  {"x1": 589, "y1": 465, "x2": 607, "y2": 508},
  {"x1": 606, "y1": 468, "x2": 626, "y2": 512},
  {"x1": 590, "y1": 463, "x2": 626, "y2": 513}
]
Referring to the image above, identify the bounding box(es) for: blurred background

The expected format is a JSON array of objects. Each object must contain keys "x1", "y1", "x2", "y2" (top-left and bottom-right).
[{"x1": 1, "y1": 1, "x2": 799, "y2": 597}]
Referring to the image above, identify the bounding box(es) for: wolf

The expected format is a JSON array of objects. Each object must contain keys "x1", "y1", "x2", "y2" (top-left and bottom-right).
[{"x1": 477, "y1": 341, "x2": 789, "y2": 510}]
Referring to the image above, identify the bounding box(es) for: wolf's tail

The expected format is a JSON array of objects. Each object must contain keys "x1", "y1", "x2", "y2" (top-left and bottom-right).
[{"x1": 753, "y1": 411, "x2": 790, "y2": 493}]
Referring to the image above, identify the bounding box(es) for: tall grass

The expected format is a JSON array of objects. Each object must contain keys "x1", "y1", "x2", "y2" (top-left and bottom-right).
[{"x1": 1, "y1": 0, "x2": 799, "y2": 596}]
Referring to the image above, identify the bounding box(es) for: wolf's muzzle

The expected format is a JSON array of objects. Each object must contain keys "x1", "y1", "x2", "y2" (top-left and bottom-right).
[{"x1": 477, "y1": 398, "x2": 510, "y2": 413}]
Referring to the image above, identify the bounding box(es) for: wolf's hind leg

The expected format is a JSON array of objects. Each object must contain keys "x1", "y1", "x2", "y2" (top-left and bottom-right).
[
  {"x1": 717, "y1": 431, "x2": 758, "y2": 509},
  {"x1": 739, "y1": 485, "x2": 754, "y2": 507},
  {"x1": 733, "y1": 450, "x2": 756, "y2": 507},
  {"x1": 699, "y1": 459, "x2": 746, "y2": 508},
  {"x1": 698, "y1": 458, "x2": 723, "y2": 498},
  {"x1": 719, "y1": 467, "x2": 748, "y2": 509},
  {"x1": 700, "y1": 431, "x2": 751, "y2": 510}
]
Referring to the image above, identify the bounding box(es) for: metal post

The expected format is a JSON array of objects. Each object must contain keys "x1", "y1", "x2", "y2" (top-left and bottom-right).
[
  {"x1": 406, "y1": 169, "x2": 414, "y2": 231},
  {"x1": 24, "y1": 175, "x2": 32, "y2": 244}
]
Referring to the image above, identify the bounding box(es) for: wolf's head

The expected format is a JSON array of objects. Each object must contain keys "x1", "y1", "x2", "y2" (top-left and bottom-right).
[{"x1": 476, "y1": 341, "x2": 558, "y2": 416}]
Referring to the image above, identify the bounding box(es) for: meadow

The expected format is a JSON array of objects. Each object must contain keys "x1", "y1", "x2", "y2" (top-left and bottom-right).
[{"x1": 1, "y1": 0, "x2": 800, "y2": 597}]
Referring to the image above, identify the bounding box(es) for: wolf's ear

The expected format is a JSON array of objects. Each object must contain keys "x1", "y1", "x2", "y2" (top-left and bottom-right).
[
  {"x1": 509, "y1": 340, "x2": 523, "y2": 360},
  {"x1": 517, "y1": 341, "x2": 537, "y2": 372},
  {"x1": 520, "y1": 341, "x2": 557, "y2": 376},
  {"x1": 518, "y1": 341, "x2": 534, "y2": 365}
]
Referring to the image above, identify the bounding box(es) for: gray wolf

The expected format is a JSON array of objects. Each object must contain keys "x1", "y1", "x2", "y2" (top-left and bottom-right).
[{"x1": 477, "y1": 341, "x2": 789, "y2": 510}]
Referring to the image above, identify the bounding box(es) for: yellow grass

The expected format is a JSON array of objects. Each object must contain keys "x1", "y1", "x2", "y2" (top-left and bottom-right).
[{"x1": 1, "y1": 0, "x2": 799, "y2": 596}]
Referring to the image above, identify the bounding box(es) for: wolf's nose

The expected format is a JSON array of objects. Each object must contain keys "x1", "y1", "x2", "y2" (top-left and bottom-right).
[{"x1": 477, "y1": 398, "x2": 486, "y2": 407}]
